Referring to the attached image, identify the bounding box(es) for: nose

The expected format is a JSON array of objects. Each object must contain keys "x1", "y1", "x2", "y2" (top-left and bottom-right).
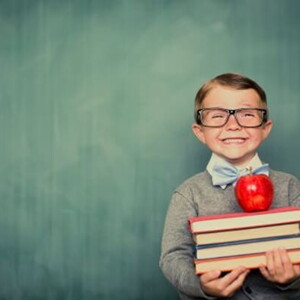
[{"x1": 225, "y1": 114, "x2": 241, "y2": 130}]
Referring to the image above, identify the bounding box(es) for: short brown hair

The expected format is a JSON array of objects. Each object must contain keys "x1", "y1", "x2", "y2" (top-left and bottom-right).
[{"x1": 194, "y1": 73, "x2": 267, "y2": 122}]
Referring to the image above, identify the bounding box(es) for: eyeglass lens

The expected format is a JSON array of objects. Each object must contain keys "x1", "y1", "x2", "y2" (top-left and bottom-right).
[{"x1": 200, "y1": 109, "x2": 265, "y2": 127}]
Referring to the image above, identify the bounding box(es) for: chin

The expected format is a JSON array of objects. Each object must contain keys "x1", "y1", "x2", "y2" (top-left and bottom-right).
[
  {"x1": 228, "y1": 156, "x2": 254, "y2": 166},
  {"x1": 219, "y1": 152, "x2": 254, "y2": 166}
]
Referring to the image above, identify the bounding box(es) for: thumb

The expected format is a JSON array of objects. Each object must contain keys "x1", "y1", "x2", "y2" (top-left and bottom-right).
[{"x1": 200, "y1": 269, "x2": 221, "y2": 283}]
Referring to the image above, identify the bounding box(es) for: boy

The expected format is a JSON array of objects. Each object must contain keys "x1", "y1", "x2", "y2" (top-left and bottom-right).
[{"x1": 159, "y1": 73, "x2": 300, "y2": 299}]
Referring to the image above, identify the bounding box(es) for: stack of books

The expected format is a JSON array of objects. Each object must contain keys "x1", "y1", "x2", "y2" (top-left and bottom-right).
[{"x1": 188, "y1": 207, "x2": 300, "y2": 274}]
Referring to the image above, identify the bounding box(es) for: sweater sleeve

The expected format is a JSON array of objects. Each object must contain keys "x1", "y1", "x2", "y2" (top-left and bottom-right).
[
  {"x1": 288, "y1": 174, "x2": 300, "y2": 207},
  {"x1": 159, "y1": 191, "x2": 216, "y2": 300},
  {"x1": 273, "y1": 174, "x2": 300, "y2": 293}
]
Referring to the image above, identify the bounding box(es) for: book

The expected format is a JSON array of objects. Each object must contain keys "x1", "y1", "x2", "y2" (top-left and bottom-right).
[
  {"x1": 189, "y1": 207, "x2": 300, "y2": 234},
  {"x1": 195, "y1": 249, "x2": 300, "y2": 274},
  {"x1": 193, "y1": 222, "x2": 300, "y2": 245},
  {"x1": 195, "y1": 234, "x2": 300, "y2": 259}
]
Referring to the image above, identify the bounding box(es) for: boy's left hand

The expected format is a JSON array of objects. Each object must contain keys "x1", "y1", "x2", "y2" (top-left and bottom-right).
[{"x1": 259, "y1": 248, "x2": 300, "y2": 284}]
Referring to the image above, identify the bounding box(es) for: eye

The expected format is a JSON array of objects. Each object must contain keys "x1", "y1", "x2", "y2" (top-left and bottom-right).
[
  {"x1": 239, "y1": 110, "x2": 257, "y2": 118},
  {"x1": 207, "y1": 110, "x2": 227, "y2": 119},
  {"x1": 211, "y1": 113, "x2": 226, "y2": 119}
]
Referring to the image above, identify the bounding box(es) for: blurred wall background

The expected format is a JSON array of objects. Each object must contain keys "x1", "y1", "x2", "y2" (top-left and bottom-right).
[{"x1": 0, "y1": 0, "x2": 299, "y2": 299}]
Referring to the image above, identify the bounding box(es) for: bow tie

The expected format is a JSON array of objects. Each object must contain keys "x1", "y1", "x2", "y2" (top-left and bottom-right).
[{"x1": 211, "y1": 161, "x2": 270, "y2": 187}]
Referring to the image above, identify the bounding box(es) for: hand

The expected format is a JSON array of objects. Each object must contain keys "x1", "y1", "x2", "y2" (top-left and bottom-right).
[
  {"x1": 259, "y1": 248, "x2": 300, "y2": 284},
  {"x1": 200, "y1": 266, "x2": 250, "y2": 298}
]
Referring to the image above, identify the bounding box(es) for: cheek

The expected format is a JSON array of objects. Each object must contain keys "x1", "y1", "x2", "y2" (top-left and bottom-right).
[
  {"x1": 252, "y1": 132, "x2": 266, "y2": 143},
  {"x1": 245, "y1": 129, "x2": 265, "y2": 143},
  {"x1": 202, "y1": 130, "x2": 222, "y2": 144}
]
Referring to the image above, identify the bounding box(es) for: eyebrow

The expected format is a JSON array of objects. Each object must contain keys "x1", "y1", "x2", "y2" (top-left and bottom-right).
[
  {"x1": 201, "y1": 106, "x2": 263, "y2": 110},
  {"x1": 238, "y1": 103, "x2": 257, "y2": 107}
]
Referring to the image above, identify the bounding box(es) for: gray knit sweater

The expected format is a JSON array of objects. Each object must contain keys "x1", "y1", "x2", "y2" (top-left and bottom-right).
[{"x1": 159, "y1": 170, "x2": 300, "y2": 300}]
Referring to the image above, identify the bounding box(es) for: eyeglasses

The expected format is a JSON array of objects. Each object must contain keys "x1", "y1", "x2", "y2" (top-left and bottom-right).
[{"x1": 196, "y1": 108, "x2": 268, "y2": 128}]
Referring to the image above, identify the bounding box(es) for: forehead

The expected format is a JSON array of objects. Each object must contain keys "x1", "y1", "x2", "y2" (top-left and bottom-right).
[{"x1": 202, "y1": 85, "x2": 262, "y2": 108}]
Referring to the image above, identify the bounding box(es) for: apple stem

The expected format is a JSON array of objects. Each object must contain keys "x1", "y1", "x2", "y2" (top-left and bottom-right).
[{"x1": 249, "y1": 166, "x2": 253, "y2": 174}]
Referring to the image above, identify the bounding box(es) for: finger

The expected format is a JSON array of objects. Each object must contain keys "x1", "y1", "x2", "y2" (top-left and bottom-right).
[
  {"x1": 294, "y1": 264, "x2": 300, "y2": 273},
  {"x1": 279, "y1": 248, "x2": 290, "y2": 263},
  {"x1": 263, "y1": 249, "x2": 300, "y2": 284},
  {"x1": 265, "y1": 250, "x2": 276, "y2": 276},
  {"x1": 220, "y1": 266, "x2": 248, "y2": 286},
  {"x1": 223, "y1": 269, "x2": 250, "y2": 296},
  {"x1": 279, "y1": 248, "x2": 293, "y2": 269},
  {"x1": 273, "y1": 248, "x2": 284, "y2": 271},
  {"x1": 279, "y1": 248, "x2": 294, "y2": 273},
  {"x1": 200, "y1": 269, "x2": 221, "y2": 284},
  {"x1": 293, "y1": 264, "x2": 300, "y2": 277},
  {"x1": 282, "y1": 252, "x2": 300, "y2": 280},
  {"x1": 259, "y1": 266, "x2": 272, "y2": 281}
]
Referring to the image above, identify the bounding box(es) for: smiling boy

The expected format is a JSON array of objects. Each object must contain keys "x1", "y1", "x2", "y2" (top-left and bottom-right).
[
  {"x1": 193, "y1": 84, "x2": 271, "y2": 167},
  {"x1": 159, "y1": 73, "x2": 300, "y2": 299}
]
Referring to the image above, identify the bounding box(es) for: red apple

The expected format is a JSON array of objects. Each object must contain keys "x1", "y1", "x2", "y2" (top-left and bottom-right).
[{"x1": 234, "y1": 174, "x2": 274, "y2": 212}]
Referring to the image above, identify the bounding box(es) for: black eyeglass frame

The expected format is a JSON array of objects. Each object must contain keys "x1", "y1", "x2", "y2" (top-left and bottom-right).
[{"x1": 196, "y1": 107, "x2": 269, "y2": 128}]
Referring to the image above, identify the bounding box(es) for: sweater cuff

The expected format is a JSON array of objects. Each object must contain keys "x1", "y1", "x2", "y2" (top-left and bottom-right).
[{"x1": 275, "y1": 276, "x2": 300, "y2": 291}]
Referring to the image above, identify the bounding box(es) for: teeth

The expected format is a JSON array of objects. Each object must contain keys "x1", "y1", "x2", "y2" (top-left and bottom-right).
[{"x1": 223, "y1": 138, "x2": 245, "y2": 144}]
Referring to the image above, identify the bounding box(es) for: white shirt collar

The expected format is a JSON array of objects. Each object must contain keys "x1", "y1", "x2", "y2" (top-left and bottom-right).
[{"x1": 207, "y1": 153, "x2": 264, "y2": 189}]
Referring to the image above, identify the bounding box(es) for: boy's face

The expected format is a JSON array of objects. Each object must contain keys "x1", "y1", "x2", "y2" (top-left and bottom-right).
[{"x1": 192, "y1": 85, "x2": 273, "y2": 167}]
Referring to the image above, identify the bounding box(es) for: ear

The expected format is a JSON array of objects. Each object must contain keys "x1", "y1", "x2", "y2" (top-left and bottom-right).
[
  {"x1": 262, "y1": 119, "x2": 273, "y2": 140},
  {"x1": 192, "y1": 123, "x2": 207, "y2": 144}
]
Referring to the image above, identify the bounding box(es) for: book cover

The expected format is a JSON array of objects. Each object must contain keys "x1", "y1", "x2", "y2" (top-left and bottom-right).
[{"x1": 189, "y1": 207, "x2": 300, "y2": 234}]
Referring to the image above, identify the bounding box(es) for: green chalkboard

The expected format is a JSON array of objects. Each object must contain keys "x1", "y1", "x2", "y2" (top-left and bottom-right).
[{"x1": 0, "y1": 0, "x2": 299, "y2": 299}]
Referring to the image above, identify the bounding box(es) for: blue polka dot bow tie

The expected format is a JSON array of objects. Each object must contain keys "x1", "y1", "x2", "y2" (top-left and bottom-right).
[{"x1": 211, "y1": 161, "x2": 270, "y2": 187}]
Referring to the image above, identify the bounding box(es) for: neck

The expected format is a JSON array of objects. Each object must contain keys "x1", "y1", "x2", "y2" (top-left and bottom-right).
[{"x1": 213, "y1": 153, "x2": 259, "y2": 169}]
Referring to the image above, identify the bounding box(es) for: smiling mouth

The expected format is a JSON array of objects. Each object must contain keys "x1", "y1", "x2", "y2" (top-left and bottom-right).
[{"x1": 222, "y1": 138, "x2": 247, "y2": 144}]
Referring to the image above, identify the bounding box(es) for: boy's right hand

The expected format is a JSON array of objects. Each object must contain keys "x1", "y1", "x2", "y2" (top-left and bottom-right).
[{"x1": 199, "y1": 266, "x2": 250, "y2": 298}]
